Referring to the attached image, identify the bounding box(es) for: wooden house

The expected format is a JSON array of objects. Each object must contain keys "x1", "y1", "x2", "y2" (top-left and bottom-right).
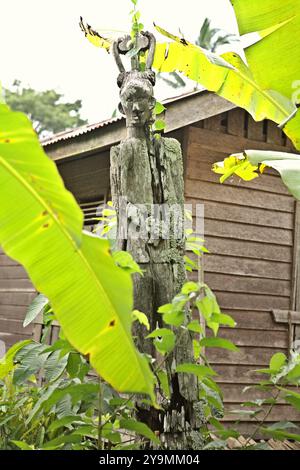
[{"x1": 1, "y1": 89, "x2": 300, "y2": 433}]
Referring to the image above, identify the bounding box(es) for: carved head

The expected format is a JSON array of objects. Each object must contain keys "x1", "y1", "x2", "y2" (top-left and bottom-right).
[{"x1": 118, "y1": 71, "x2": 156, "y2": 128}]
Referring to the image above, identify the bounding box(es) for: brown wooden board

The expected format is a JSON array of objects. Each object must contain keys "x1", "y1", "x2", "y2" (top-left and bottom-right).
[
  {"x1": 204, "y1": 218, "x2": 293, "y2": 246},
  {"x1": 188, "y1": 126, "x2": 290, "y2": 154},
  {"x1": 247, "y1": 119, "x2": 266, "y2": 142},
  {"x1": 0, "y1": 305, "x2": 31, "y2": 321},
  {"x1": 0, "y1": 279, "x2": 33, "y2": 289},
  {"x1": 213, "y1": 291, "x2": 289, "y2": 311},
  {"x1": 201, "y1": 236, "x2": 292, "y2": 263},
  {"x1": 207, "y1": 346, "x2": 286, "y2": 366},
  {"x1": 206, "y1": 327, "x2": 288, "y2": 348},
  {"x1": 185, "y1": 180, "x2": 294, "y2": 212},
  {"x1": 227, "y1": 109, "x2": 246, "y2": 137},
  {"x1": 223, "y1": 404, "x2": 300, "y2": 422},
  {"x1": 212, "y1": 364, "x2": 272, "y2": 384},
  {"x1": 0, "y1": 319, "x2": 32, "y2": 336},
  {"x1": 0, "y1": 266, "x2": 29, "y2": 279},
  {"x1": 0, "y1": 291, "x2": 36, "y2": 306},
  {"x1": 201, "y1": 273, "x2": 290, "y2": 297},
  {"x1": 187, "y1": 199, "x2": 294, "y2": 229},
  {"x1": 267, "y1": 121, "x2": 284, "y2": 146},
  {"x1": 0, "y1": 332, "x2": 31, "y2": 349},
  {"x1": 202, "y1": 254, "x2": 291, "y2": 281},
  {"x1": 218, "y1": 310, "x2": 287, "y2": 331}
]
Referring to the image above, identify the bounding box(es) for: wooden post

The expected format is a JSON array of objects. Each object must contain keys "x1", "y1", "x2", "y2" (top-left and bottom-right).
[
  {"x1": 110, "y1": 32, "x2": 204, "y2": 449},
  {"x1": 291, "y1": 201, "x2": 300, "y2": 351}
]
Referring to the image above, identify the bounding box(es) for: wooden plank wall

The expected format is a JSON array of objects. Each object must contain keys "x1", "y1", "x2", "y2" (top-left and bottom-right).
[
  {"x1": 185, "y1": 109, "x2": 300, "y2": 432},
  {"x1": 0, "y1": 249, "x2": 35, "y2": 352}
]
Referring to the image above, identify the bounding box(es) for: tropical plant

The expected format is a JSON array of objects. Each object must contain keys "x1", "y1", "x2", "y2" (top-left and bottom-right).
[
  {"x1": 0, "y1": 334, "x2": 154, "y2": 450},
  {"x1": 207, "y1": 350, "x2": 300, "y2": 449},
  {"x1": 158, "y1": 17, "x2": 238, "y2": 90},
  {"x1": 0, "y1": 275, "x2": 236, "y2": 450},
  {"x1": 0, "y1": 102, "x2": 154, "y2": 399},
  {"x1": 152, "y1": 0, "x2": 300, "y2": 197},
  {"x1": 80, "y1": 0, "x2": 300, "y2": 200}
]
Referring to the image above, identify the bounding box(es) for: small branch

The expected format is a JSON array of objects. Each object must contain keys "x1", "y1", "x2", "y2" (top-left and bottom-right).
[{"x1": 244, "y1": 389, "x2": 281, "y2": 447}]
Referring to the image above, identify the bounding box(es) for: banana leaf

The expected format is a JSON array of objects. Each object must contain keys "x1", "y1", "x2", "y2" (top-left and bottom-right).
[
  {"x1": 0, "y1": 104, "x2": 154, "y2": 400},
  {"x1": 231, "y1": 0, "x2": 300, "y2": 149}
]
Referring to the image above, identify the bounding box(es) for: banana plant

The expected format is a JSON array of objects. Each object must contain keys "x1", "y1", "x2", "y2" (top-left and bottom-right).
[
  {"x1": 79, "y1": 2, "x2": 300, "y2": 152},
  {"x1": 0, "y1": 103, "x2": 154, "y2": 400}
]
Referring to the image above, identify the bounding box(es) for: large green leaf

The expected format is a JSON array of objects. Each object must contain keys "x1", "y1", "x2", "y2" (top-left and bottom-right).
[
  {"x1": 23, "y1": 293, "x2": 49, "y2": 327},
  {"x1": 153, "y1": 24, "x2": 300, "y2": 149},
  {"x1": 0, "y1": 340, "x2": 32, "y2": 379},
  {"x1": 231, "y1": 0, "x2": 300, "y2": 149},
  {"x1": 213, "y1": 150, "x2": 300, "y2": 200},
  {"x1": 0, "y1": 104, "x2": 154, "y2": 399}
]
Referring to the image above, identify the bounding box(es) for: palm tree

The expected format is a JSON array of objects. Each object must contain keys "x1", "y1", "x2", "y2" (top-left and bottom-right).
[{"x1": 158, "y1": 17, "x2": 238, "y2": 89}]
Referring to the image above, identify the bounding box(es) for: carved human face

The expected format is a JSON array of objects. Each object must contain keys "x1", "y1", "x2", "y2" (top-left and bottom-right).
[{"x1": 120, "y1": 79, "x2": 155, "y2": 128}]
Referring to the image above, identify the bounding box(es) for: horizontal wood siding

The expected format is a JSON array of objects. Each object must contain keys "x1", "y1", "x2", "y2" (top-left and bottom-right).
[{"x1": 185, "y1": 112, "x2": 300, "y2": 430}]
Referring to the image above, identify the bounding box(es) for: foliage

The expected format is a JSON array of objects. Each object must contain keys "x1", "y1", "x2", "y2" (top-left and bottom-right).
[
  {"x1": 4, "y1": 80, "x2": 87, "y2": 137},
  {"x1": 0, "y1": 333, "x2": 158, "y2": 450},
  {"x1": 0, "y1": 103, "x2": 154, "y2": 399},
  {"x1": 213, "y1": 151, "x2": 300, "y2": 200},
  {"x1": 196, "y1": 17, "x2": 238, "y2": 53},
  {"x1": 207, "y1": 350, "x2": 300, "y2": 449},
  {"x1": 82, "y1": 7, "x2": 300, "y2": 150},
  {"x1": 158, "y1": 17, "x2": 238, "y2": 90},
  {"x1": 153, "y1": 23, "x2": 300, "y2": 149},
  {"x1": 229, "y1": 0, "x2": 300, "y2": 148}
]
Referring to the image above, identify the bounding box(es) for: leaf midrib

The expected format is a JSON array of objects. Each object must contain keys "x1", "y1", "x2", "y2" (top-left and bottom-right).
[{"x1": 0, "y1": 155, "x2": 144, "y2": 381}]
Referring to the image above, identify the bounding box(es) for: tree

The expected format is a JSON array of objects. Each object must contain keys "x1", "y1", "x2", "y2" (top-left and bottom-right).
[
  {"x1": 4, "y1": 80, "x2": 87, "y2": 137},
  {"x1": 158, "y1": 17, "x2": 237, "y2": 90}
]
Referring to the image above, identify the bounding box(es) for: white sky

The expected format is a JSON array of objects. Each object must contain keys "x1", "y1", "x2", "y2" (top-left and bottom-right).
[{"x1": 0, "y1": 0, "x2": 239, "y2": 123}]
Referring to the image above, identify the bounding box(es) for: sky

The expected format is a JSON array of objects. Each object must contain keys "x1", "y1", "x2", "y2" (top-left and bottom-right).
[{"x1": 0, "y1": 0, "x2": 240, "y2": 123}]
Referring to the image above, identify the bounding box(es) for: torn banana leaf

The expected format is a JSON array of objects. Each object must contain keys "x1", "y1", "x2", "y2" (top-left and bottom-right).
[
  {"x1": 79, "y1": 17, "x2": 125, "y2": 52},
  {"x1": 153, "y1": 23, "x2": 299, "y2": 150}
]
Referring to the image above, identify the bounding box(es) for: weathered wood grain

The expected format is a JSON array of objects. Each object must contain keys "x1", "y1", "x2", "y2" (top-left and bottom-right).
[
  {"x1": 185, "y1": 180, "x2": 294, "y2": 212},
  {"x1": 266, "y1": 121, "x2": 284, "y2": 146},
  {"x1": 186, "y1": 199, "x2": 294, "y2": 229},
  {"x1": 202, "y1": 254, "x2": 291, "y2": 281},
  {"x1": 207, "y1": 346, "x2": 285, "y2": 366},
  {"x1": 202, "y1": 273, "x2": 291, "y2": 297},
  {"x1": 214, "y1": 291, "x2": 289, "y2": 311},
  {"x1": 189, "y1": 126, "x2": 289, "y2": 154},
  {"x1": 227, "y1": 109, "x2": 246, "y2": 137},
  {"x1": 247, "y1": 119, "x2": 266, "y2": 142},
  {"x1": 202, "y1": 237, "x2": 292, "y2": 263},
  {"x1": 0, "y1": 292, "x2": 36, "y2": 306},
  {"x1": 204, "y1": 219, "x2": 293, "y2": 246},
  {"x1": 206, "y1": 328, "x2": 288, "y2": 349}
]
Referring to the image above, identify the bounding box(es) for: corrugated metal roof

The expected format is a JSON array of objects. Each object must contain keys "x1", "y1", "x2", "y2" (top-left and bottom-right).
[
  {"x1": 41, "y1": 89, "x2": 205, "y2": 147},
  {"x1": 41, "y1": 115, "x2": 124, "y2": 147}
]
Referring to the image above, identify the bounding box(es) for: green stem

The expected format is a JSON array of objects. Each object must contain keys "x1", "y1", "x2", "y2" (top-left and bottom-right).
[{"x1": 98, "y1": 378, "x2": 103, "y2": 450}]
